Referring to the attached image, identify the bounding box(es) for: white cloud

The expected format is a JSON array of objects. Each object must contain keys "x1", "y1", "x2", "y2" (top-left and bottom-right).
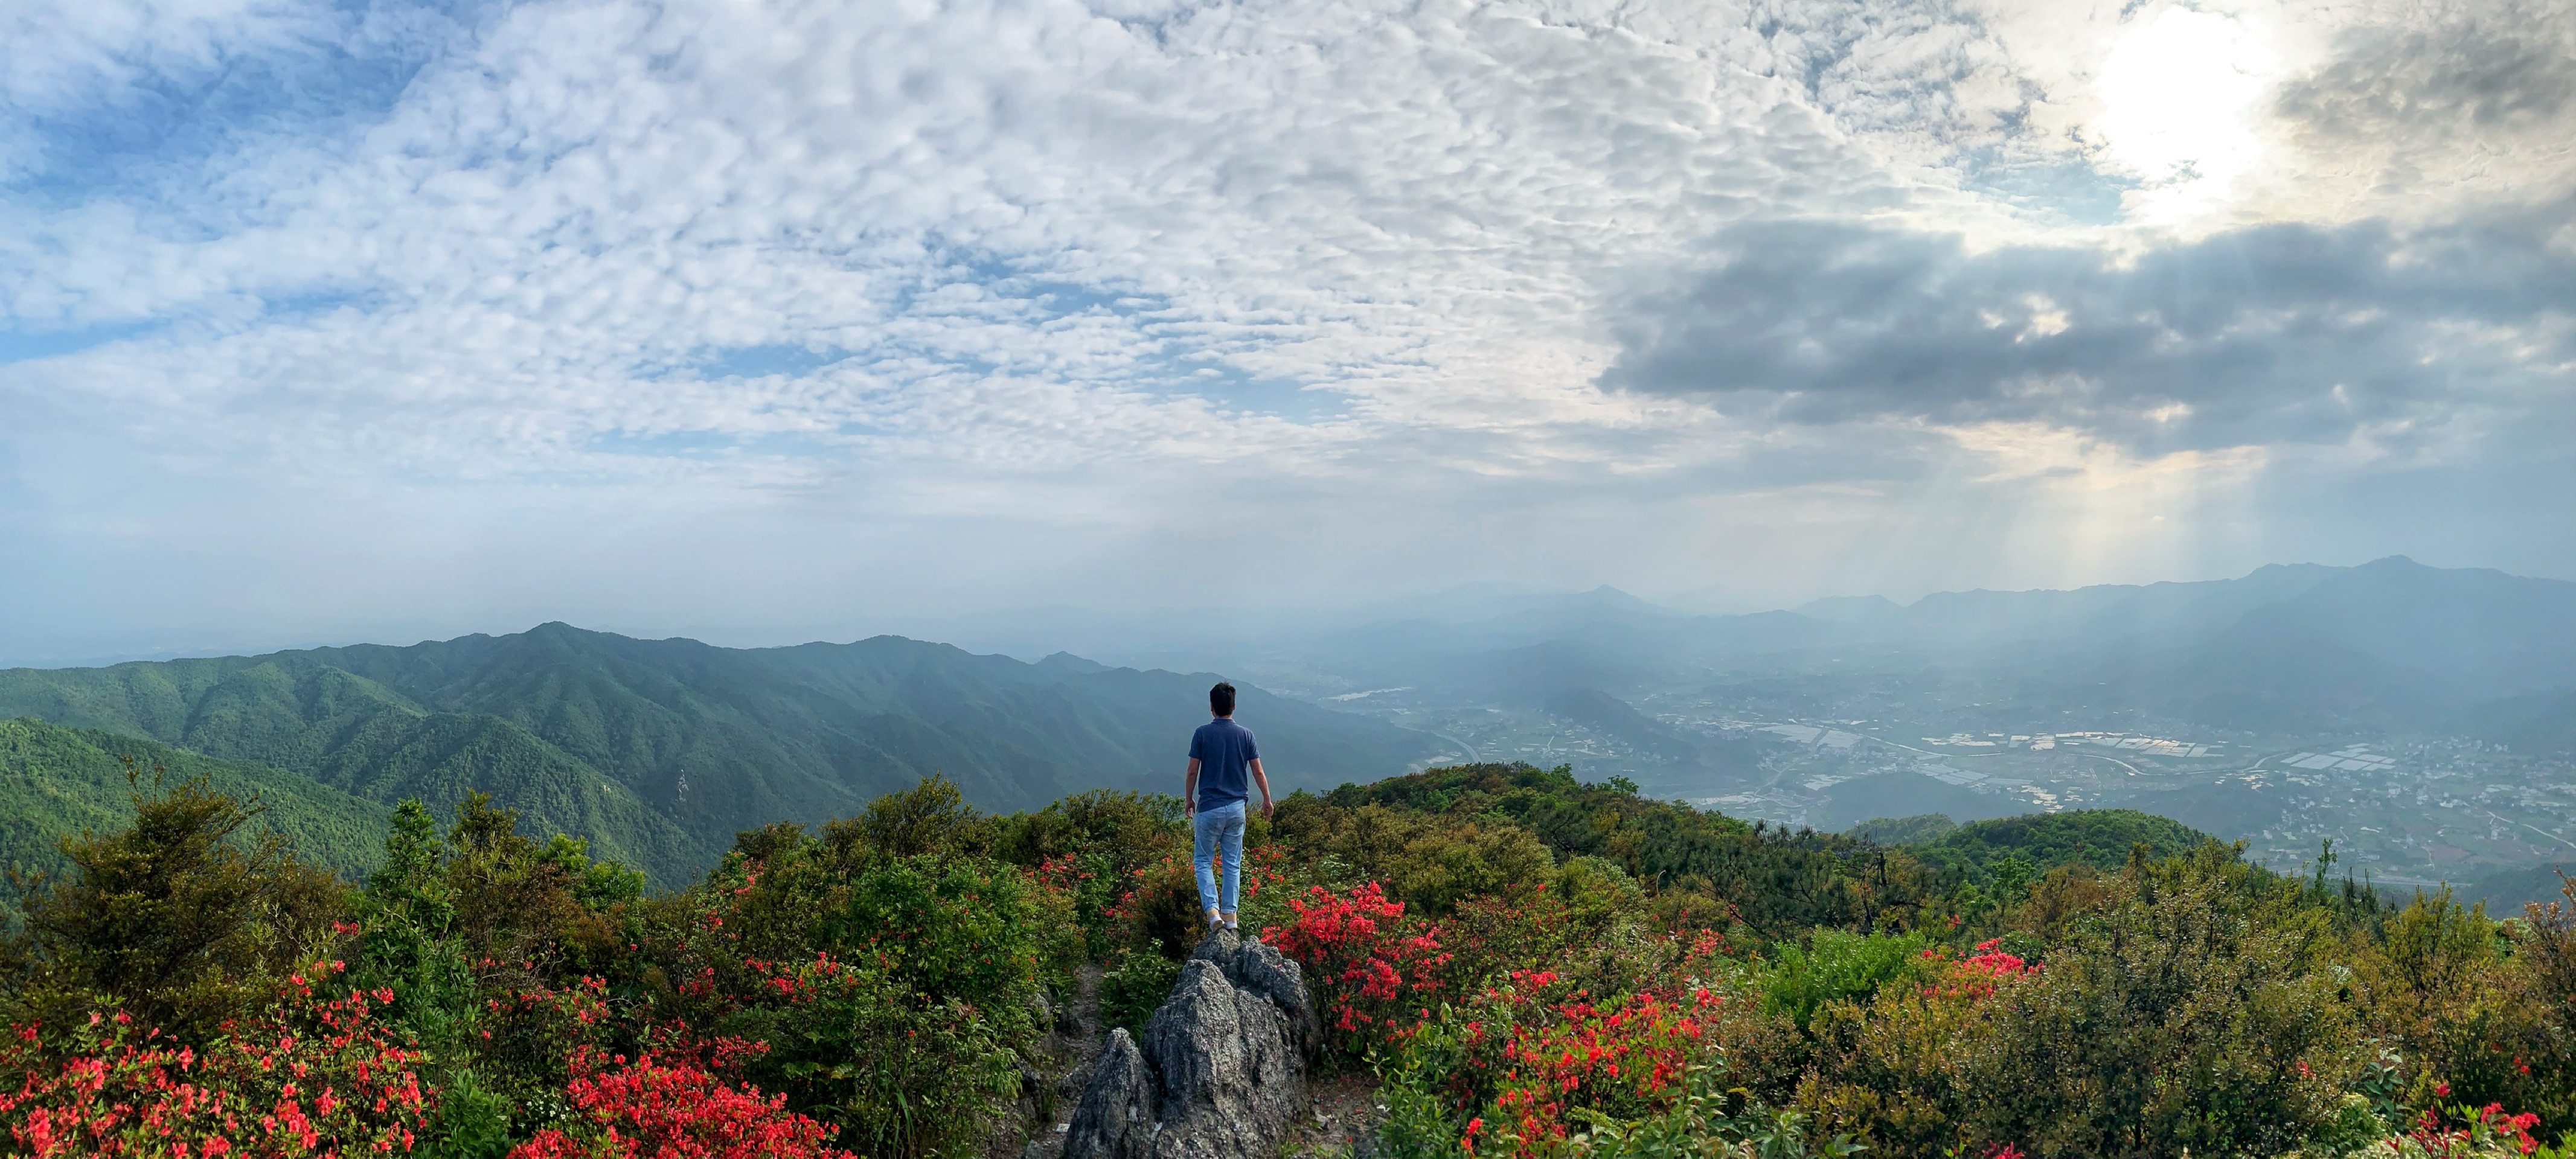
[
  {"x1": 0, "y1": 0, "x2": 2569, "y2": 656},
  {"x1": 1, "y1": 0, "x2": 325, "y2": 117}
]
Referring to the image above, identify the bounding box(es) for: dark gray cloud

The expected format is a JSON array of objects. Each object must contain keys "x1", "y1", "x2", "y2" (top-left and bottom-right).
[
  {"x1": 2276, "y1": 1, "x2": 2576, "y2": 154},
  {"x1": 1603, "y1": 207, "x2": 2576, "y2": 452}
]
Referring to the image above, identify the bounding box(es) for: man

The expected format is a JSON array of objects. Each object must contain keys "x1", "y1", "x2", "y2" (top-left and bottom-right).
[{"x1": 1185, "y1": 680, "x2": 1274, "y2": 933}]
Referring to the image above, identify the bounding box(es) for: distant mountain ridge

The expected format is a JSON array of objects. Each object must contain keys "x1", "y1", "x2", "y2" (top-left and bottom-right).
[
  {"x1": 1307, "y1": 557, "x2": 2576, "y2": 736},
  {"x1": 2040, "y1": 558, "x2": 2576, "y2": 731},
  {"x1": 2466, "y1": 861, "x2": 2576, "y2": 912},
  {"x1": 1797, "y1": 562, "x2": 2352, "y2": 651},
  {"x1": 2450, "y1": 690, "x2": 2576, "y2": 756},
  {"x1": 0, "y1": 625, "x2": 1444, "y2": 883}
]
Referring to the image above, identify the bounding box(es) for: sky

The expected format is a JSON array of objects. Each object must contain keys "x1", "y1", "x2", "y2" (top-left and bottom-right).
[{"x1": 1, "y1": 0, "x2": 2571, "y2": 663}]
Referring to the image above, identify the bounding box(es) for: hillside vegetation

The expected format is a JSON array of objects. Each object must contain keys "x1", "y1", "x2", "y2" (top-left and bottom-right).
[
  {"x1": 0, "y1": 717, "x2": 386, "y2": 882},
  {"x1": 2469, "y1": 860, "x2": 2576, "y2": 912},
  {"x1": 0, "y1": 625, "x2": 1440, "y2": 882},
  {"x1": 1845, "y1": 814, "x2": 1959, "y2": 845},
  {"x1": 0, "y1": 759, "x2": 2568, "y2": 1159},
  {"x1": 1902, "y1": 809, "x2": 2212, "y2": 877}
]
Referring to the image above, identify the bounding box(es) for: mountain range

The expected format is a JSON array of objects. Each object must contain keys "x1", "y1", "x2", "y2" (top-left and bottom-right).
[
  {"x1": 1281, "y1": 557, "x2": 2576, "y2": 740},
  {"x1": 0, "y1": 625, "x2": 1445, "y2": 883},
  {"x1": 3, "y1": 556, "x2": 2567, "y2": 889}
]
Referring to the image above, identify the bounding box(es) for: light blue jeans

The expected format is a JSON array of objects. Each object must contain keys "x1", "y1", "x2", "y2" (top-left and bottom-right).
[{"x1": 1192, "y1": 800, "x2": 1247, "y2": 918}]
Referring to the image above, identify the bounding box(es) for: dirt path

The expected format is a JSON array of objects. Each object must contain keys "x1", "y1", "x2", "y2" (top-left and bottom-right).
[
  {"x1": 1282, "y1": 1070, "x2": 1385, "y2": 1157},
  {"x1": 999, "y1": 963, "x2": 1105, "y2": 1159}
]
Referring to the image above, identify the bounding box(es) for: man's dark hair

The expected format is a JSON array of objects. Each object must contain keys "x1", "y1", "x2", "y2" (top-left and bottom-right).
[{"x1": 1210, "y1": 682, "x2": 1237, "y2": 717}]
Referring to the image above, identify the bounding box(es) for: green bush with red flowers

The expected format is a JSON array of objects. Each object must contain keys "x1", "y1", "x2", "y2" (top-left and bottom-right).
[
  {"x1": 0, "y1": 965, "x2": 433, "y2": 1159},
  {"x1": 504, "y1": 1046, "x2": 852, "y2": 1159},
  {"x1": 6, "y1": 756, "x2": 2576, "y2": 1159}
]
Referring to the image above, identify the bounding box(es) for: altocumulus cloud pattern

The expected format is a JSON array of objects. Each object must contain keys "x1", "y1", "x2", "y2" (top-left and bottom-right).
[{"x1": 0, "y1": 0, "x2": 2571, "y2": 657}]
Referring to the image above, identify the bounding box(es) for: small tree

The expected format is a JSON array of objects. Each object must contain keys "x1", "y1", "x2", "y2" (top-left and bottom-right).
[{"x1": 4, "y1": 764, "x2": 344, "y2": 1036}]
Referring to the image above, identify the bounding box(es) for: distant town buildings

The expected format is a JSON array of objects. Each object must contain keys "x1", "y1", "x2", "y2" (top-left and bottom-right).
[{"x1": 2276, "y1": 745, "x2": 2397, "y2": 773}]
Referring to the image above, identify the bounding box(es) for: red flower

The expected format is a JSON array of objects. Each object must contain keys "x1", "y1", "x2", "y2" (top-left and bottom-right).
[
  {"x1": 508, "y1": 1048, "x2": 856, "y2": 1159},
  {"x1": 0, "y1": 959, "x2": 432, "y2": 1159},
  {"x1": 1265, "y1": 884, "x2": 1453, "y2": 1052}
]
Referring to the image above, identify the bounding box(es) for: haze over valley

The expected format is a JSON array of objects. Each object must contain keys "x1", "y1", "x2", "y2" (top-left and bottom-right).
[
  {"x1": 1237, "y1": 555, "x2": 2576, "y2": 903},
  {"x1": 7, "y1": 553, "x2": 2566, "y2": 907}
]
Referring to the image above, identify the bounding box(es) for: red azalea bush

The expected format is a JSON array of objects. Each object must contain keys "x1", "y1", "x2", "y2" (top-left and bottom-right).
[
  {"x1": 1377, "y1": 969, "x2": 1748, "y2": 1159},
  {"x1": 461, "y1": 964, "x2": 618, "y2": 1095},
  {"x1": 1032, "y1": 852, "x2": 1120, "y2": 958},
  {"x1": 1914, "y1": 939, "x2": 2036, "y2": 1001},
  {"x1": 1265, "y1": 883, "x2": 1453, "y2": 1051},
  {"x1": 1486, "y1": 985, "x2": 1719, "y2": 1117},
  {"x1": 2397, "y1": 1100, "x2": 2548, "y2": 1158},
  {"x1": 1278, "y1": 871, "x2": 1768, "y2": 1158},
  {"x1": 1437, "y1": 887, "x2": 1579, "y2": 999},
  {"x1": 507, "y1": 1047, "x2": 854, "y2": 1159},
  {"x1": 1470, "y1": 984, "x2": 1726, "y2": 1156},
  {"x1": 0, "y1": 961, "x2": 432, "y2": 1158}
]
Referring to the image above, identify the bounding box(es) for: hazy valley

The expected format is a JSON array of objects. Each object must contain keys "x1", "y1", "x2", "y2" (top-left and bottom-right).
[
  {"x1": 7, "y1": 554, "x2": 2568, "y2": 905},
  {"x1": 1130, "y1": 555, "x2": 2576, "y2": 905}
]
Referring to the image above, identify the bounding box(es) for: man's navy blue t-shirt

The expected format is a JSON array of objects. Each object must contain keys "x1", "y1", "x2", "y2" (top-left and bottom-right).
[{"x1": 1189, "y1": 718, "x2": 1260, "y2": 809}]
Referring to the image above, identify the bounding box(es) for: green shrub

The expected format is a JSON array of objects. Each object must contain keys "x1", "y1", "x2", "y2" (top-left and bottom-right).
[
  {"x1": 423, "y1": 1067, "x2": 519, "y2": 1159},
  {"x1": 2350, "y1": 885, "x2": 2576, "y2": 1136},
  {"x1": 829, "y1": 774, "x2": 996, "y2": 862},
  {"x1": 1100, "y1": 945, "x2": 1182, "y2": 1036},
  {"x1": 350, "y1": 800, "x2": 478, "y2": 1052},
  {"x1": 1, "y1": 768, "x2": 347, "y2": 1038},
  {"x1": 636, "y1": 823, "x2": 1064, "y2": 1158},
  {"x1": 1802, "y1": 844, "x2": 2363, "y2": 1159},
  {"x1": 1764, "y1": 930, "x2": 1931, "y2": 1030},
  {"x1": 830, "y1": 854, "x2": 1046, "y2": 1009},
  {"x1": 720, "y1": 954, "x2": 1022, "y2": 1159},
  {"x1": 1556, "y1": 855, "x2": 1647, "y2": 935},
  {"x1": 1320, "y1": 763, "x2": 1930, "y2": 936},
  {"x1": 1388, "y1": 822, "x2": 1557, "y2": 916},
  {"x1": 2305, "y1": 1091, "x2": 2391, "y2": 1157}
]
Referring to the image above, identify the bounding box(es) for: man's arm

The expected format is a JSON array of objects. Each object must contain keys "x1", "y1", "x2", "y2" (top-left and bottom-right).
[
  {"x1": 1248, "y1": 758, "x2": 1274, "y2": 821},
  {"x1": 1183, "y1": 757, "x2": 1200, "y2": 818}
]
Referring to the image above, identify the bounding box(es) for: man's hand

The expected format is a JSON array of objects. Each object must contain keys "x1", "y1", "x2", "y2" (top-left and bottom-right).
[{"x1": 1260, "y1": 797, "x2": 1274, "y2": 822}]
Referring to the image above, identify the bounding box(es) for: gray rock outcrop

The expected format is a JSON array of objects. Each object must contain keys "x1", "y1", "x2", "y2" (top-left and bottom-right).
[{"x1": 1062, "y1": 930, "x2": 1319, "y2": 1159}]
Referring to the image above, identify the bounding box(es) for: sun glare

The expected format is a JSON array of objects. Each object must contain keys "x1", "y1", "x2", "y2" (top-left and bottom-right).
[{"x1": 2093, "y1": 7, "x2": 2276, "y2": 223}]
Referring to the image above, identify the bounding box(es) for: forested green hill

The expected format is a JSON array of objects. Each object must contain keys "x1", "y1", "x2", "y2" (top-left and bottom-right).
[
  {"x1": 2469, "y1": 860, "x2": 2576, "y2": 911},
  {"x1": 1900, "y1": 809, "x2": 2214, "y2": 880},
  {"x1": 0, "y1": 717, "x2": 387, "y2": 883},
  {"x1": 1298, "y1": 762, "x2": 1936, "y2": 934},
  {"x1": 1845, "y1": 813, "x2": 1960, "y2": 845},
  {"x1": 0, "y1": 625, "x2": 1441, "y2": 882}
]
